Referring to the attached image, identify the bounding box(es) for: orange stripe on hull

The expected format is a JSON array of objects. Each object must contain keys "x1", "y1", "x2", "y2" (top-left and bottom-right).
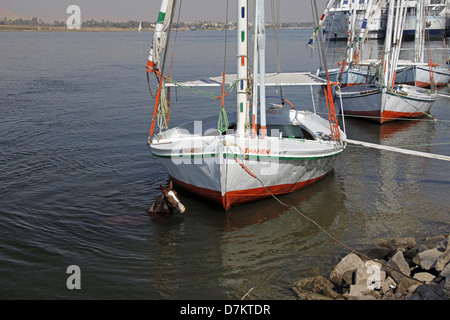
[
  {"x1": 415, "y1": 80, "x2": 447, "y2": 88},
  {"x1": 170, "y1": 173, "x2": 329, "y2": 211},
  {"x1": 381, "y1": 110, "x2": 429, "y2": 124},
  {"x1": 169, "y1": 175, "x2": 223, "y2": 204},
  {"x1": 343, "y1": 110, "x2": 429, "y2": 124}
]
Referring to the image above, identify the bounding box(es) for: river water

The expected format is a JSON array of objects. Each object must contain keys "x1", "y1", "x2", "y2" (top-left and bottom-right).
[{"x1": 0, "y1": 29, "x2": 449, "y2": 300}]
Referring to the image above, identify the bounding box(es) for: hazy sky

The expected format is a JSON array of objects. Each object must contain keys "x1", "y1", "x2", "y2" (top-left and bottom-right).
[{"x1": 0, "y1": 0, "x2": 327, "y2": 22}]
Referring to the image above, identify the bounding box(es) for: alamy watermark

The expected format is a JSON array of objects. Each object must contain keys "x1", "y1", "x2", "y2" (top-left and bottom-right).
[
  {"x1": 165, "y1": 121, "x2": 281, "y2": 175},
  {"x1": 66, "y1": 265, "x2": 81, "y2": 290},
  {"x1": 366, "y1": 265, "x2": 382, "y2": 290},
  {"x1": 66, "y1": 5, "x2": 81, "y2": 30}
]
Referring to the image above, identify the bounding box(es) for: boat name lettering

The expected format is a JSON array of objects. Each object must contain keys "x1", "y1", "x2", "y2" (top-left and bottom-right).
[
  {"x1": 183, "y1": 147, "x2": 201, "y2": 154},
  {"x1": 245, "y1": 148, "x2": 271, "y2": 155}
]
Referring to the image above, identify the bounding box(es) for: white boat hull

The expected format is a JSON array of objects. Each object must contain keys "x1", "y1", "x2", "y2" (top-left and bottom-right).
[
  {"x1": 150, "y1": 110, "x2": 345, "y2": 210},
  {"x1": 323, "y1": 1, "x2": 446, "y2": 40},
  {"x1": 394, "y1": 65, "x2": 450, "y2": 88},
  {"x1": 338, "y1": 84, "x2": 437, "y2": 123},
  {"x1": 152, "y1": 139, "x2": 342, "y2": 210}
]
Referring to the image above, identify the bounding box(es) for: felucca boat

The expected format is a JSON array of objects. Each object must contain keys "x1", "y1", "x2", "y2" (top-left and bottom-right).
[
  {"x1": 146, "y1": 0, "x2": 346, "y2": 210},
  {"x1": 338, "y1": 0, "x2": 437, "y2": 124}
]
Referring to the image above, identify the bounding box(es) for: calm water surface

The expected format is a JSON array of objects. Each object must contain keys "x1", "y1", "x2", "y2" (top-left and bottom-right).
[{"x1": 0, "y1": 29, "x2": 449, "y2": 299}]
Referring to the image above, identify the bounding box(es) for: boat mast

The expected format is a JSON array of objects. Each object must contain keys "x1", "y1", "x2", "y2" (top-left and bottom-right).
[
  {"x1": 414, "y1": 0, "x2": 425, "y2": 64},
  {"x1": 250, "y1": 0, "x2": 267, "y2": 139},
  {"x1": 146, "y1": 0, "x2": 172, "y2": 73},
  {"x1": 307, "y1": 0, "x2": 336, "y2": 47},
  {"x1": 383, "y1": 0, "x2": 396, "y2": 88},
  {"x1": 236, "y1": 0, "x2": 249, "y2": 137},
  {"x1": 251, "y1": 0, "x2": 259, "y2": 138},
  {"x1": 390, "y1": 0, "x2": 407, "y2": 86},
  {"x1": 257, "y1": 0, "x2": 267, "y2": 138},
  {"x1": 353, "y1": 0, "x2": 373, "y2": 63},
  {"x1": 348, "y1": 0, "x2": 356, "y2": 61}
]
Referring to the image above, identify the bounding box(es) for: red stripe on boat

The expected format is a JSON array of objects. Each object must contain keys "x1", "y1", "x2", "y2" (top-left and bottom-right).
[
  {"x1": 381, "y1": 110, "x2": 429, "y2": 123},
  {"x1": 170, "y1": 173, "x2": 329, "y2": 211}
]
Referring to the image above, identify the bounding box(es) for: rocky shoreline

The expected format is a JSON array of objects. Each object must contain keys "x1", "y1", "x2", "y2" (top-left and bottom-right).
[{"x1": 292, "y1": 234, "x2": 450, "y2": 300}]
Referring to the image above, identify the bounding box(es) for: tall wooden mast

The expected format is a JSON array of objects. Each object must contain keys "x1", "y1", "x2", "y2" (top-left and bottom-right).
[{"x1": 236, "y1": 0, "x2": 249, "y2": 137}]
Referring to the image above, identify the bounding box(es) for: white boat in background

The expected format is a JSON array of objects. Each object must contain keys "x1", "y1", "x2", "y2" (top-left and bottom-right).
[
  {"x1": 322, "y1": 0, "x2": 447, "y2": 40},
  {"x1": 395, "y1": 0, "x2": 450, "y2": 88},
  {"x1": 138, "y1": 22, "x2": 142, "y2": 32},
  {"x1": 337, "y1": 83, "x2": 436, "y2": 123},
  {"x1": 394, "y1": 63, "x2": 450, "y2": 87},
  {"x1": 322, "y1": 0, "x2": 387, "y2": 40},
  {"x1": 145, "y1": 0, "x2": 346, "y2": 210},
  {"x1": 402, "y1": 0, "x2": 447, "y2": 39},
  {"x1": 338, "y1": 0, "x2": 437, "y2": 124},
  {"x1": 314, "y1": 0, "x2": 378, "y2": 86}
]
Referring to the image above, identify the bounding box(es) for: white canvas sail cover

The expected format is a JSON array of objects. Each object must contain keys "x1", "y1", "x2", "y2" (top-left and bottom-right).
[{"x1": 165, "y1": 72, "x2": 327, "y2": 87}]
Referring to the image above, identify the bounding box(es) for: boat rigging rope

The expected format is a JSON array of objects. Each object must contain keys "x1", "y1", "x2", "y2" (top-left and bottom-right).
[{"x1": 271, "y1": 0, "x2": 282, "y2": 74}]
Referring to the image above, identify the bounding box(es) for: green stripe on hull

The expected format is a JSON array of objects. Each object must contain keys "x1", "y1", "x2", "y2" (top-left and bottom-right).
[{"x1": 151, "y1": 150, "x2": 344, "y2": 161}]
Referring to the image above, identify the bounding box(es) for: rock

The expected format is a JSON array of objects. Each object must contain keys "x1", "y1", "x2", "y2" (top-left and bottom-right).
[
  {"x1": 381, "y1": 276, "x2": 397, "y2": 295},
  {"x1": 322, "y1": 285, "x2": 342, "y2": 300},
  {"x1": 387, "y1": 250, "x2": 411, "y2": 283},
  {"x1": 414, "y1": 248, "x2": 442, "y2": 270},
  {"x1": 341, "y1": 269, "x2": 354, "y2": 288},
  {"x1": 396, "y1": 277, "x2": 421, "y2": 295},
  {"x1": 292, "y1": 277, "x2": 314, "y2": 291},
  {"x1": 417, "y1": 244, "x2": 430, "y2": 253},
  {"x1": 444, "y1": 277, "x2": 450, "y2": 291},
  {"x1": 368, "y1": 289, "x2": 382, "y2": 299},
  {"x1": 435, "y1": 247, "x2": 450, "y2": 272},
  {"x1": 422, "y1": 235, "x2": 446, "y2": 250},
  {"x1": 365, "y1": 240, "x2": 397, "y2": 260},
  {"x1": 365, "y1": 245, "x2": 395, "y2": 260},
  {"x1": 357, "y1": 270, "x2": 386, "y2": 291},
  {"x1": 413, "y1": 272, "x2": 436, "y2": 284},
  {"x1": 441, "y1": 263, "x2": 450, "y2": 278},
  {"x1": 410, "y1": 284, "x2": 447, "y2": 300},
  {"x1": 404, "y1": 244, "x2": 421, "y2": 261},
  {"x1": 382, "y1": 291, "x2": 396, "y2": 300},
  {"x1": 375, "y1": 239, "x2": 397, "y2": 252},
  {"x1": 348, "y1": 284, "x2": 373, "y2": 299},
  {"x1": 293, "y1": 288, "x2": 333, "y2": 300},
  {"x1": 292, "y1": 276, "x2": 340, "y2": 300},
  {"x1": 395, "y1": 292, "x2": 404, "y2": 299},
  {"x1": 292, "y1": 235, "x2": 450, "y2": 301},
  {"x1": 354, "y1": 260, "x2": 384, "y2": 286},
  {"x1": 328, "y1": 253, "x2": 365, "y2": 286},
  {"x1": 393, "y1": 237, "x2": 416, "y2": 250},
  {"x1": 310, "y1": 276, "x2": 337, "y2": 297},
  {"x1": 436, "y1": 236, "x2": 449, "y2": 251},
  {"x1": 292, "y1": 277, "x2": 324, "y2": 300}
]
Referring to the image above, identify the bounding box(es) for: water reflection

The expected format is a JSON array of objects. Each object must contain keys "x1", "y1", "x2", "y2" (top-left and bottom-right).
[
  {"x1": 218, "y1": 173, "x2": 346, "y2": 299},
  {"x1": 337, "y1": 111, "x2": 447, "y2": 241},
  {"x1": 141, "y1": 169, "x2": 347, "y2": 299}
]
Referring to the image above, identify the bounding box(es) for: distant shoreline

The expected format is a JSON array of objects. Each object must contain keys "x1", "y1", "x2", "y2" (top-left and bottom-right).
[
  {"x1": 0, "y1": 25, "x2": 154, "y2": 32},
  {"x1": 0, "y1": 25, "x2": 313, "y2": 32}
]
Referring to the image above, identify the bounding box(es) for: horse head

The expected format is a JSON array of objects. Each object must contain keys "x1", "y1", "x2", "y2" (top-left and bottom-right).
[{"x1": 159, "y1": 181, "x2": 185, "y2": 214}]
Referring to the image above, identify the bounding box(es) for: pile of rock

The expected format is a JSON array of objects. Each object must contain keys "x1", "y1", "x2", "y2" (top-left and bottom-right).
[{"x1": 292, "y1": 234, "x2": 450, "y2": 300}]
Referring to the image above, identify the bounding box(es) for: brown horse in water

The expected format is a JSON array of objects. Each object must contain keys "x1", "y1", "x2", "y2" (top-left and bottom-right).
[{"x1": 148, "y1": 181, "x2": 185, "y2": 216}]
